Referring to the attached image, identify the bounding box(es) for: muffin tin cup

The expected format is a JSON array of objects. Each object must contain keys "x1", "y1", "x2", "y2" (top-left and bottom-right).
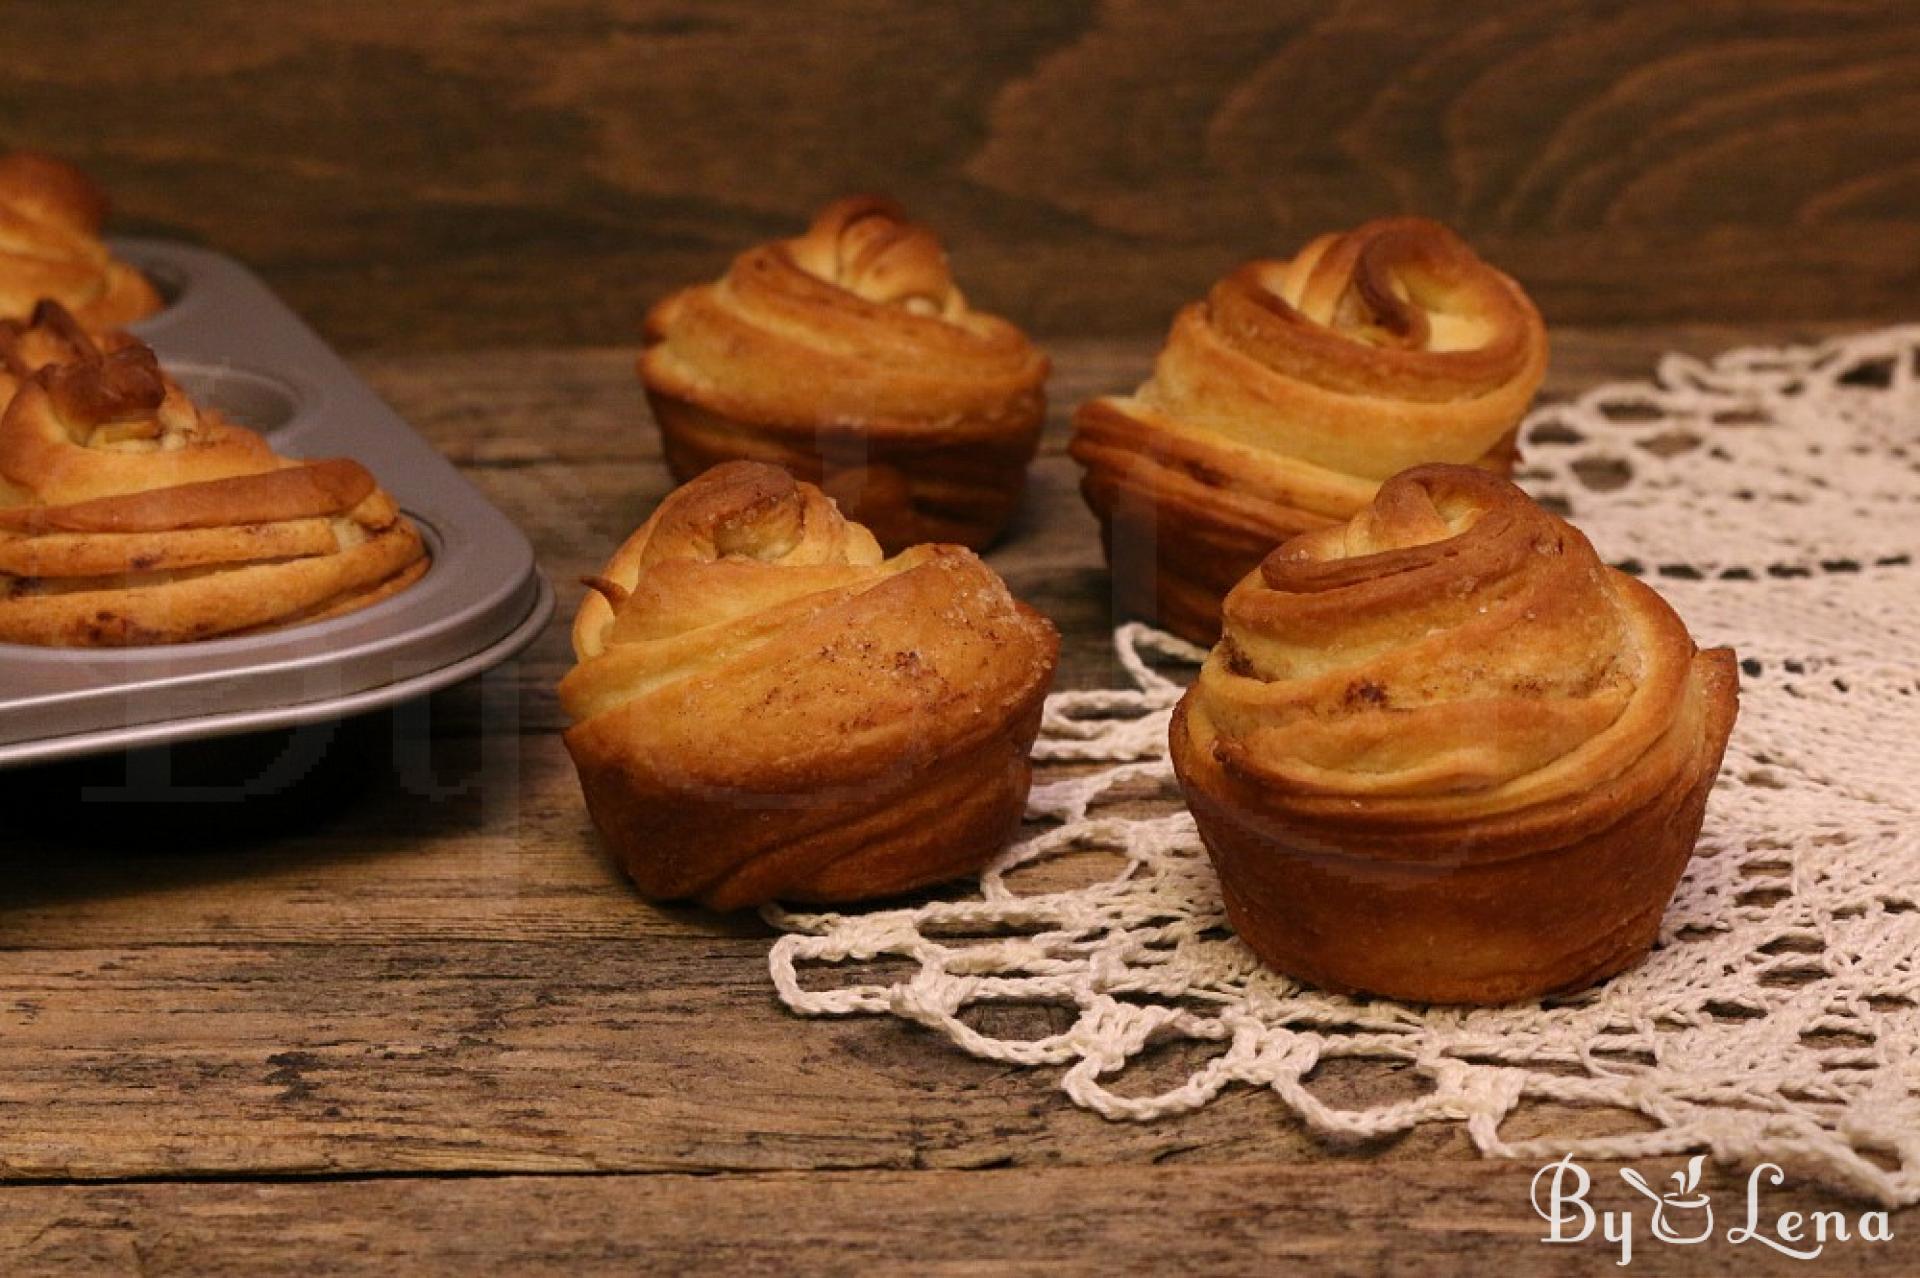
[{"x1": 0, "y1": 239, "x2": 553, "y2": 769}]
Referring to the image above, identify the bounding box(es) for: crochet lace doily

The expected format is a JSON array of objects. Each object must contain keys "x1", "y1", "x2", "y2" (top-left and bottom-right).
[{"x1": 767, "y1": 326, "x2": 1920, "y2": 1206}]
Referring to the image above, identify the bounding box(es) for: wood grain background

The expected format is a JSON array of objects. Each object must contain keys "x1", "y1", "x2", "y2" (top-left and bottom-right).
[
  {"x1": 6, "y1": 0, "x2": 1916, "y2": 350},
  {"x1": 3, "y1": 6, "x2": 1918, "y2": 1269}
]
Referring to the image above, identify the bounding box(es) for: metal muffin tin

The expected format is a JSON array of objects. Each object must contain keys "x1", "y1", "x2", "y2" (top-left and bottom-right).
[{"x1": 0, "y1": 239, "x2": 553, "y2": 768}]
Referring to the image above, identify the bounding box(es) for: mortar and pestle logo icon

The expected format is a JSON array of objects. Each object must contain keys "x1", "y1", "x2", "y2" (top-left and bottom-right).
[{"x1": 1620, "y1": 1154, "x2": 1715, "y2": 1244}]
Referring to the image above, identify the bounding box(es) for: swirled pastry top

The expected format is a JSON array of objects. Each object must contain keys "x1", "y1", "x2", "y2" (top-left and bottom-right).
[
  {"x1": 1, "y1": 297, "x2": 134, "y2": 409},
  {"x1": 562, "y1": 461, "x2": 1057, "y2": 781},
  {"x1": 640, "y1": 196, "x2": 1046, "y2": 432},
  {"x1": 0, "y1": 312, "x2": 426, "y2": 645},
  {"x1": 1184, "y1": 465, "x2": 1711, "y2": 822},
  {"x1": 1087, "y1": 217, "x2": 1547, "y2": 507},
  {"x1": 0, "y1": 303, "x2": 273, "y2": 507},
  {"x1": 0, "y1": 152, "x2": 162, "y2": 330}
]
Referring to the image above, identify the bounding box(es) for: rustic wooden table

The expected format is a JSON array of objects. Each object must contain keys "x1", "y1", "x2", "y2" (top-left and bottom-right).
[{"x1": 2, "y1": 327, "x2": 1913, "y2": 1275}]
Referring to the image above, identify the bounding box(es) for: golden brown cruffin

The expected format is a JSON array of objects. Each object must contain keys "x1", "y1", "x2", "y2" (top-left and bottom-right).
[
  {"x1": 1072, "y1": 216, "x2": 1548, "y2": 646},
  {"x1": 560, "y1": 460, "x2": 1060, "y2": 910},
  {"x1": 1170, "y1": 464, "x2": 1738, "y2": 1005},
  {"x1": 0, "y1": 308, "x2": 427, "y2": 646},
  {"x1": 0, "y1": 295, "x2": 134, "y2": 413},
  {"x1": 0, "y1": 151, "x2": 163, "y2": 329},
  {"x1": 0, "y1": 301, "x2": 274, "y2": 506},
  {"x1": 639, "y1": 196, "x2": 1049, "y2": 553}
]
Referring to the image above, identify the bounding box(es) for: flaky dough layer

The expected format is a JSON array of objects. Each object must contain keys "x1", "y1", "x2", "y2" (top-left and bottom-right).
[
  {"x1": 0, "y1": 305, "x2": 426, "y2": 645},
  {"x1": 0, "y1": 152, "x2": 161, "y2": 330},
  {"x1": 1171, "y1": 464, "x2": 1737, "y2": 1005},
  {"x1": 1072, "y1": 217, "x2": 1547, "y2": 644},
  {"x1": 561, "y1": 461, "x2": 1059, "y2": 909},
  {"x1": 640, "y1": 197, "x2": 1048, "y2": 552}
]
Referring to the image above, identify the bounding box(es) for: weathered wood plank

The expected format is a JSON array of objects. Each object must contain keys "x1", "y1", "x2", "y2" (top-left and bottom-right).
[
  {"x1": 0, "y1": 1163, "x2": 1909, "y2": 1277},
  {"x1": 0, "y1": 927, "x2": 1527, "y2": 1181},
  {"x1": 4, "y1": 3, "x2": 1913, "y2": 348}
]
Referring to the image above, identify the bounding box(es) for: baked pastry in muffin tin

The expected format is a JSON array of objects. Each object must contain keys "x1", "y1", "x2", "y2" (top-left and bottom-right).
[
  {"x1": 561, "y1": 460, "x2": 1058, "y2": 909},
  {"x1": 0, "y1": 151, "x2": 162, "y2": 330},
  {"x1": 1072, "y1": 217, "x2": 1547, "y2": 645},
  {"x1": 640, "y1": 196, "x2": 1048, "y2": 553},
  {"x1": 0, "y1": 304, "x2": 427, "y2": 645},
  {"x1": 1171, "y1": 464, "x2": 1738, "y2": 1004}
]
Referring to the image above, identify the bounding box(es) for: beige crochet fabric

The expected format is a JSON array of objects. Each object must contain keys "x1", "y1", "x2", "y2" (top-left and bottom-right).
[{"x1": 768, "y1": 325, "x2": 1920, "y2": 1206}]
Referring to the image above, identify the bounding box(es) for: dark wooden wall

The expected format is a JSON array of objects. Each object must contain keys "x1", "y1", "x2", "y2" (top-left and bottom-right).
[{"x1": 7, "y1": 1, "x2": 1916, "y2": 351}]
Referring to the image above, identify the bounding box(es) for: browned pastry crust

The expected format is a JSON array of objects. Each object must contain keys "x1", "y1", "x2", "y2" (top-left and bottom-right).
[
  {"x1": 1071, "y1": 217, "x2": 1548, "y2": 645},
  {"x1": 0, "y1": 152, "x2": 162, "y2": 329},
  {"x1": 0, "y1": 303, "x2": 273, "y2": 507},
  {"x1": 639, "y1": 196, "x2": 1049, "y2": 552},
  {"x1": 560, "y1": 460, "x2": 1060, "y2": 909},
  {"x1": 0, "y1": 307, "x2": 426, "y2": 645},
  {"x1": 1170, "y1": 465, "x2": 1738, "y2": 1005}
]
